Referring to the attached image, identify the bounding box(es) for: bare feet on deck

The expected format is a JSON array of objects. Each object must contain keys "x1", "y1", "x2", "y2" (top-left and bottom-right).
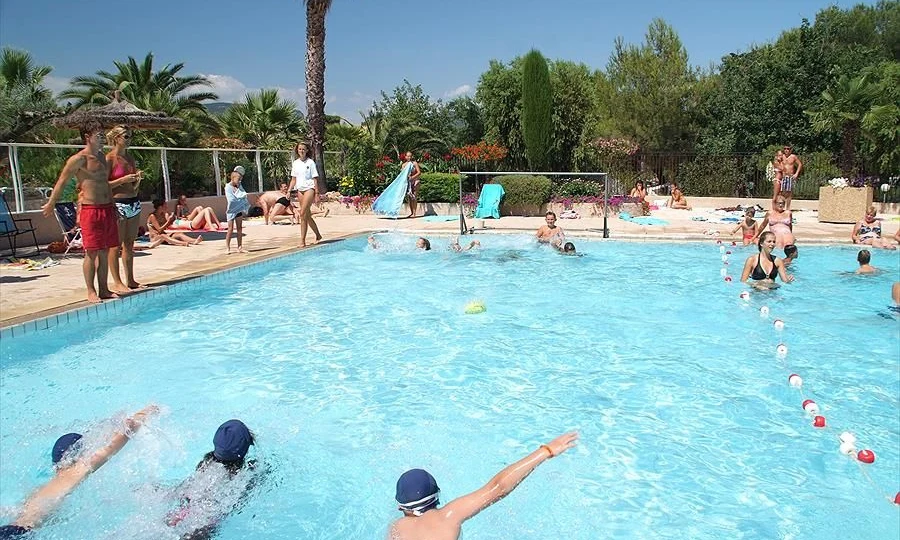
[
  {"x1": 127, "y1": 282, "x2": 147, "y2": 290},
  {"x1": 110, "y1": 283, "x2": 131, "y2": 295},
  {"x1": 99, "y1": 291, "x2": 120, "y2": 300},
  {"x1": 87, "y1": 291, "x2": 102, "y2": 304},
  {"x1": 193, "y1": 236, "x2": 203, "y2": 245}
]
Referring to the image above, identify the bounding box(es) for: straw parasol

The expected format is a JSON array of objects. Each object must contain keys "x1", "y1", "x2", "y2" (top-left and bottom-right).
[{"x1": 52, "y1": 91, "x2": 182, "y2": 131}]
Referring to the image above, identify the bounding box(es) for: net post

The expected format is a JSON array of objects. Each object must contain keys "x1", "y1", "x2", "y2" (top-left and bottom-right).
[
  {"x1": 458, "y1": 172, "x2": 467, "y2": 235},
  {"x1": 603, "y1": 172, "x2": 609, "y2": 238}
]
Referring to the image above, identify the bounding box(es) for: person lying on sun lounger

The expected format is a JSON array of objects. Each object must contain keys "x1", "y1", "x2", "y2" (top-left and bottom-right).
[{"x1": 148, "y1": 200, "x2": 204, "y2": 247}]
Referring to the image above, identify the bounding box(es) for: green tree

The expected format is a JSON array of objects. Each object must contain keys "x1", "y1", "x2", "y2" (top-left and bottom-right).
[
  {"x1": 220, "y1": 89, "x2": 305, "y2": 148},
  {"x1": 59, "y1": 52, "x2": 218, "y2": 146},
  {"x1": 521, "y1": 50, "x2": 552, "y2": 171},
  {"x1": 601, "y1": 19, "x2": 699, "y2": 152},
  {"x1": 549, "y1": 60, "x2": 596, "y2": 171},
  {"x1": 805, "y1": 73, "x2": 878, "y2": 174},
  {"x1": 476, "y1": 58, "x2": 525, "y2": 163},
  {"x1": 0, "y1": 48, "x2": 59, "y2": 142},
  {"x1": 360, "y1": 110, "x2": 446, "y2": 159},
  {"x1": 303, "y1": 0, "x2": 334, "y2": 194}
]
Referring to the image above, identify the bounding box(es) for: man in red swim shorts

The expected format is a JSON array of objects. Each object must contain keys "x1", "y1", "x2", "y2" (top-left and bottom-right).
[{"x1": 42, "y1": 122, "x2": 120, "y2": 303}]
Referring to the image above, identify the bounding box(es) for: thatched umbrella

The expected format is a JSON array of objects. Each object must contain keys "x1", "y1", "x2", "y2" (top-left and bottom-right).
[{"x1": 52, "y1": 92, "x2": 182, "y2": 131}]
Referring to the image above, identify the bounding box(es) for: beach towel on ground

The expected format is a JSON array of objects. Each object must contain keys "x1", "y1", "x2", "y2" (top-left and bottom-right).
[
  {"x1": 373, "y1": 162, "x2": 412, "y2": 217},
  {"x1": 474, "y1": 184, "x2": 505, "y2": 219},
  {"x1": 423, "y1": 215, "x2": 459, "y2": 222},
  {"x1": 619, "y1": 212, "x2": 669, "y2": 226}
]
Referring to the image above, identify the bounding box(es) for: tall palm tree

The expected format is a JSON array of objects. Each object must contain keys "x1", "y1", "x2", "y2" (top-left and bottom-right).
[
  {"x1": 60, "y1": 52, "x2": 218, "y2": 145},
  {"x1": 304, "y1": 0, "x2": 333, "y2": 193},
  {"x1": 805, "y1": 74, "x2": 877, "y2": 175},
  {"x1": 0, "y1": 48, "x2": 59, "y2": 141}
]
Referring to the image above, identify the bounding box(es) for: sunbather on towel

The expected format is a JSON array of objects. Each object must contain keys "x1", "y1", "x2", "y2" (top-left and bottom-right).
[
  {"x1": 668, "y1": 184, "x2": 692, "y2": 210},
  {"x1": 148, "y1": 200, "x2": 203, "y2": 247},
  {"x1": 536, "y1": 212, "x2": 565, "y2": 244}
]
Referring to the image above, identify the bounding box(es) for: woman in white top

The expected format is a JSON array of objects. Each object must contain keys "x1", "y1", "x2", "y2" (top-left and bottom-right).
[
  {"x1": 289, "y1": 142, "x2": 322, "y2": 247},
  {"x1": 225, "y1": 166, "x2": 250, "y2": 254}
]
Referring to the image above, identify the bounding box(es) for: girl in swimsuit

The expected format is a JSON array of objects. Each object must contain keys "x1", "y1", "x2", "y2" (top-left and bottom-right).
[
  {"x1": 731, "y1": 207, "x2": 758, "y2": 245},
  {"x1": 147, "y1": 200, "x2": 203, "y2": 247},
  {"x1": 851, "y1": 206, "x2": 897, "y2": 250},
  {"x1": 174, "y1": 194, "x2": 222, "y2": 230},
  {"x1": 629, "y1": 181, "x2": 650, "y2": 214},
  {"x1": 741, "y1": 231, "x2": 793, "y2": 289},
  {"x1": 756, "y1": 196, "x2": 794, "y2": 248},
  {"x1": 105, "y1": 126, "x2": 144, "y2": 292}
]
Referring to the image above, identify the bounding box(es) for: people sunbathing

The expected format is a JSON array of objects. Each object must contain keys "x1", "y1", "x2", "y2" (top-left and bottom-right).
[
  {"x1": 148, "y1": 200, "x2": 204, "y2": 246},
  {"x1": 174, "y1": 194, "x2": 223, "y2": 230}
]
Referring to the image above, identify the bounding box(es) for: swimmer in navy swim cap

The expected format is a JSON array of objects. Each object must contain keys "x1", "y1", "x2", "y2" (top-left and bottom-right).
[
  {"x1": 388, "y1": 431, "x2": 578, "y2": 540},
  {"x1": 0, "y1": 405, "x2": 158, "y2": 538}
]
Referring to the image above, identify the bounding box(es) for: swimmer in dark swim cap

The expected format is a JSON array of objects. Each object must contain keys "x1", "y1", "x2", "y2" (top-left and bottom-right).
[
  {"x1": 0, "y1": 405, "x2": 158, "y2": 537},
  {"x1": 388, "y1": 431, "x2": 579, "y2": 540}
]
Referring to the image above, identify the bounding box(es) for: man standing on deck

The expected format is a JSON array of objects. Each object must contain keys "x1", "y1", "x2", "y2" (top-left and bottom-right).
[
  {"x1": 42, "y1": 122, "x2": 128, "y2": 303},
  {"x1": 775, "y1": 145, "x2": 802, "y2": 211}
]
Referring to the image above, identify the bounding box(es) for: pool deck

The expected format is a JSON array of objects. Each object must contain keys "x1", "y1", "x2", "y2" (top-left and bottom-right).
[{"x1": 1, "y1": 207, "x2": 898, "y2": 327}]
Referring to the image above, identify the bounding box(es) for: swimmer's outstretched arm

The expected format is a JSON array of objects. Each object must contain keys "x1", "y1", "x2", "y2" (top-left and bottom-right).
[
  {"x1": 87, "y1": 404, "x2": 159, "y2": 471},
  {"x1": 438, "y1": 432, "x2": 578, "y2": 526}
]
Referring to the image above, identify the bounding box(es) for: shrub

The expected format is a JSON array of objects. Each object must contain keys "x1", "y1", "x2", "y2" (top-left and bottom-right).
[
  {"x1": 496, "y1": 174, "x2": 551, "y2": 206},
  {"x1": 676, "y1": 156, "x2": 756, "y2": 197},
  {"x1": 417, "y1": 172, "x2": 460, "y2": 202},
  {"x1": 551, "y1": 178, "x2": 605, "y2": 198}
]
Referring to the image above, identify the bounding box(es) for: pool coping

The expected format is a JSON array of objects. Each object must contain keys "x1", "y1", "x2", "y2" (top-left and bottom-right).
[{"x1": 0, "y1": 230, "x2": 367, "y2": 337}]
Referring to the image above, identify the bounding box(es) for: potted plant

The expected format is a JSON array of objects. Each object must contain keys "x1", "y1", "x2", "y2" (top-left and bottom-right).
[{"x1": 818, "y1": 177, "x2": 875, "y2": 224}]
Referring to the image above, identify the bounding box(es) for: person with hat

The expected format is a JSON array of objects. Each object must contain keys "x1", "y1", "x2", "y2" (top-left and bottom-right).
[
  {"x1": 225, "y1": 166, "x2": 250, "y2": 254},
  {"x1": 0, "y1": 405, "x2": 158, "y2": 538},
  {"x1": 388, "y1": 431, "x2": 578, "y2": 540},
  {"x1": 165, "y1": 419, "x2": 259, "y2": 539}
]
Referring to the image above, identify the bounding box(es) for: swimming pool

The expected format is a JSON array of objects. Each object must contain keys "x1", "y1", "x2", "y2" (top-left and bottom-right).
[{"x1": 1, "y1": 234, "x2": 898, "y2": 539}]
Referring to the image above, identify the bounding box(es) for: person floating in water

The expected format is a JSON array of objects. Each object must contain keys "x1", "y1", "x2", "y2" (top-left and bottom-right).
[
  {"x1": 450, "y1": 238, "x2": 480, "y2": 252},
  {"x1": 387, "y1": 431, "x2": 578, "y2": 540},
  {"x1": 0, "y1": 405, "x2": 158, "y2": 538},
  {"x1": 166, "y1": 419, "x2": 262, "y2": 540},
  {"x1": 368, "y1": 236, "x2": 431, "y2": 251},
  {"x1": 557, "y1": 241, "x2": 577, "y2": 255}
]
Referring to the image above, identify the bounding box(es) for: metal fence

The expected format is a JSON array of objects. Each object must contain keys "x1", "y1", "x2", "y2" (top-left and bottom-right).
[
  {"x1": 450, "y1": 151, "x2": 900, "y2": 202},
  {"x1": 0, "y1": 143, "x2": 344, "y2": 212}
]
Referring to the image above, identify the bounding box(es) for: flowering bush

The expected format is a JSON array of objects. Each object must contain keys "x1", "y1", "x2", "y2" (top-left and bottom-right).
[
  {"x1": 550, "y1": 194, "x2": 640, "y2": 212},
  {"x1": 590, "y1": 137, "x2": 640, "y2": 157},
  {"x1": 451, "y1": 142, "x2": 509, "y2": 163},
  {"x1": 461, "y1": 192, "x2": 478, "y2": 217},
  {"x1": 339, "y1": 194, "x2": 375, "y2": 213}
]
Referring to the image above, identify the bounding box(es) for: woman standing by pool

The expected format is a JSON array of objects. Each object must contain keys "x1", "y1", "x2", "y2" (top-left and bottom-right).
[
  {"x1": 755, "y1": 195, "x2": 794, "y2": 248},
  {"x1": 105, "y1": 126, "x2": 144, "y2": 293},
  {"x1": 288, "y1": 143, "x2": 322, "y2": 247},
  {"x1": 741, "y1": 231, "x2": 794, "y2": 288},
  {"x1": 404, "y1": 151, "x2": 422, "y2": 218}
]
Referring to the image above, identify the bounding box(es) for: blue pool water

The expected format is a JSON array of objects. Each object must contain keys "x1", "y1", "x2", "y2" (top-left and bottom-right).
[{"x1": 1, "y1": 234, "x2": 899, "y2": 539}]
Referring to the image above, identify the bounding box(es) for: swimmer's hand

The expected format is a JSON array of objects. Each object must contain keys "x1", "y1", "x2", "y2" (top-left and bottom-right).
[
  {"x1": 126, "y1": 404, "x2": 160, "y2": 432},
  {"x1": 543, "y1": 431, "x2": 579, "y2": 458},
  {"x1": 784, "y1": 274, "x2": 795, "y2": 283}
]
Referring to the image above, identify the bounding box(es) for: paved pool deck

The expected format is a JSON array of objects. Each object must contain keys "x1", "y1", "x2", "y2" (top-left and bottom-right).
[{"x1": 2, "y1": 207, "x2": 898, "y2": 327}]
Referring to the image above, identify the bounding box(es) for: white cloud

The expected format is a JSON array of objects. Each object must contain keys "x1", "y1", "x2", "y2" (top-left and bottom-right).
[
  {"x1": 444, "y1": 84, "x2": 472, "y2": 98},
  {"x1": 43, "y1": 75, "x2": 72, "y2": 97},
  {"x1": 347, "y1": 91, "x2": 374, "y2": 104},
  {"x1": 200, "y1": 73, "x2": 250, "y2": 102}
]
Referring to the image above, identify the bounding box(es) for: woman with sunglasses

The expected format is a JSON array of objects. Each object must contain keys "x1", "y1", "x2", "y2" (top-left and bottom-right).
[{"x1": 105, "y1": 125, "x2": 144, "y2": 292}]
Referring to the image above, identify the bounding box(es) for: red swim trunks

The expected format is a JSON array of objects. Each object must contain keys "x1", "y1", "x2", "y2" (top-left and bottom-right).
[{"x1": 80, "y1": 204, "x2": 119, "y2": 250}]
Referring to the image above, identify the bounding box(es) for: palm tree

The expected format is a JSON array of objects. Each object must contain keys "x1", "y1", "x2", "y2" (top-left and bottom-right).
[
  {"x1": 220, "y1": 89, "x2": 307, "y2": 182},
  {"x1": 360, "y1": 110, "x2": 447, "y2": 160},
  {"x1": 325, "y1": 122, "x2": 365, "y2": 176},
  {"x1": 805, "y1": 74, "x2": 877, "y2": 175},
  {"x1": 0, "y1": 48, "x2": 59, "y2": 141},
  {"x1": 304, "y1": 0, "x2": 334, "y2": 193},
  {"x1": 60, "y1": 52, "x2": 218, "y2": 145}
]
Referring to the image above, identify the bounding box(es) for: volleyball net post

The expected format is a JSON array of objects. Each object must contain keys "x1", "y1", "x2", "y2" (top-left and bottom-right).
[{"x1": 457, "y1": 171, "x2": 610, "y2": 238}]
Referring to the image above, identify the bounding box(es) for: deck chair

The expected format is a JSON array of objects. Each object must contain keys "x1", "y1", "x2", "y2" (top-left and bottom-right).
[
  {"x1": 474, "y1": 184, "x2": 505, "y2": 219},
  {"x1": 54, "y1": 202, "x2": 82, "y2": 257},
  {"x1": 0, "y1": 191, "x2": 40, "y2": 257}
]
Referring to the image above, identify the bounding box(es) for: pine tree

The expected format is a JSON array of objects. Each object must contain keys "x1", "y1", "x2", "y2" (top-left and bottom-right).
[{"x1": 521, "y1": 49, "x2": 552, "y2": 171}]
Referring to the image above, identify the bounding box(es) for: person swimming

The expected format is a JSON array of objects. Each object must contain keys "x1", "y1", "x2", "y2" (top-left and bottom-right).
[
  {"x1": 166, "y1": 420, "x2": 262, "y2": 540},
  {"x1": 740, "y1": 231, "x2": 793, "y2": 289}
]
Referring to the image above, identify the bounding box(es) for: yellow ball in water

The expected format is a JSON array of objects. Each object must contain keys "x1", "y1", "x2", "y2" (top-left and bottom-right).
[{"x1": 464, "y1": 301, "x2": 486, "y2": 314}]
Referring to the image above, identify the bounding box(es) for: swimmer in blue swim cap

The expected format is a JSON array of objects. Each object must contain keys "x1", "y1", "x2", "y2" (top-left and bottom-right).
[
  {"x1": 0, "y1": 404, "x2": 158, "y2": 538},
  {"x1": 388, "y1": 431, "x2": 579, "y2": 540}
]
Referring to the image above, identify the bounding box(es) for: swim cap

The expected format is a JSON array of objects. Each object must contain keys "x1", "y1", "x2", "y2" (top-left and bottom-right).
[
  {"x1": 396, "y1": 469, "x2": 440, "y2": 516},
  {"x1": 213, "y1": 419, "x2": 253, "y2": 461},
  {"x1": 233, "y1": 165, "x2": 245, "y2": 176},
  {"x1": 52, "y1": 433, "x2": 83, "y2": 464}
]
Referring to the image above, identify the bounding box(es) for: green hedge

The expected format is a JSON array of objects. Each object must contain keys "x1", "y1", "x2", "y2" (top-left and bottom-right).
[
  {"x1": 418, "y1": 172, "x2": 460, "y2": 202},
  {"x1": 497, "y1": 174, "x2": 551, "y2": 206}
]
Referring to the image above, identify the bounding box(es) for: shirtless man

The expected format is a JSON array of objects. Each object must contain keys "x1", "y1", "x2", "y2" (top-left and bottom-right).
[
  {"x1": 536, "y1": 212, "x2": 565, "y2": 245},
  {"x1": 775, "y1": 145, "x2": 802, "y2": 211},
  {"x1": 41, "y1": 124, "x2": 122, "y2": 303},
  {"x1": 0, "y1": 405, "x2": 158, "y2": 538},
  {"x1": 257, "y1": 183, "x2": 297, "y2": 225},
  {"x1": 388, "y1": 431, "x2": 578, "y2": 540}
]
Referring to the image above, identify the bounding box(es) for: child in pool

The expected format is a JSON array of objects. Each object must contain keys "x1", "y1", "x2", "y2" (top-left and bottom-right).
[{"x1": 731, "y1": 208, "x2": 758, "y2": 245}]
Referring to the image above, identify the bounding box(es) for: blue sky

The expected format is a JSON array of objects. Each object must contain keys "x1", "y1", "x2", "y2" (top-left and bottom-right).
[{"x1": 0, "y1": 0, "x2": 871, "y2": 122}]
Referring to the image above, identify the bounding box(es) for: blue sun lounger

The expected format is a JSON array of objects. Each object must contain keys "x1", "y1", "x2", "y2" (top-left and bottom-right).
[{"x1": 474, "y1": 184, "x2": 505, "y2": 219}]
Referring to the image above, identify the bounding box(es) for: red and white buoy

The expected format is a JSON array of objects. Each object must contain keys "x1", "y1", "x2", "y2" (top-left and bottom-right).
[
  {"x1": 788, "y1": 374, "x2": 802, "y2": 388},
  {"x1": 802, "y1": 399, "x2": 819, "y2": 414},
  {"x1": 813, "y1": 416, "x2": 826, "y2": 428},
  {"x1": 857, "y1": 449, "x2": 876, "y2": 464}
]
